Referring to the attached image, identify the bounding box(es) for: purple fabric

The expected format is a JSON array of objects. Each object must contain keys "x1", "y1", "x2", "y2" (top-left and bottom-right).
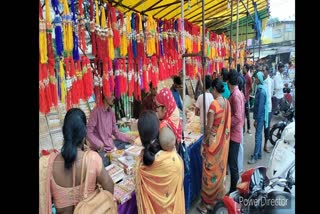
[
  {"x1": 86, "y1": 106, "x2": 130, "y2": 152},
  {"x1": 118, "y1": 191, "x2": 138, "y2": 214}
]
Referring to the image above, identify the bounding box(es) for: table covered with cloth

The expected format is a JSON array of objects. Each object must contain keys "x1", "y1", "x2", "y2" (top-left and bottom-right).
[{"x1": 184, "y1": 135, "x2": 203, "y2": 212}]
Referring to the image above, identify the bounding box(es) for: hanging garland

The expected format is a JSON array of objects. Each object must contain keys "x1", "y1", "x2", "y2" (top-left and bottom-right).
[
  {"x1": 78, "y1": 0, "x2": 87, "y2": 52},
  {"x1": 62, "y1": 0, "x2": 73, "y2": 56},
  {"x1": 71, "y1": 0, "x2": 80, "y2": 61}
]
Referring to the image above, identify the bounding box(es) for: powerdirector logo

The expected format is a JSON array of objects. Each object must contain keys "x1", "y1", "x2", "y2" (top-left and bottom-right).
[{"x1": 238, "y1": 195, "x2": 292, "y2": 209}]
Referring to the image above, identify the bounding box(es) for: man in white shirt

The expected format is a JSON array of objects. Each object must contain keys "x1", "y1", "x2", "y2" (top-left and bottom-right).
[
  {"x1": 272, "y1": 63, "x2": 285, "y2": 115},
  {"x1": 263, "y1": 65, "x2": 273, "y2": 153},
  {"x1": 195, "y1": 75, "x2": 214, "y2": 133},
  {"x1": 288, "y1": 61, "x2": 295, "y2": 81}
]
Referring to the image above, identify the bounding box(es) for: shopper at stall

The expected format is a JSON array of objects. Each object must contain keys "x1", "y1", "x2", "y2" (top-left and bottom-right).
[
  {"x1": 243, "y1": 64, "x2": 253, "y2": 134},
  {"x1": 39, "y1": 108, "x2": 114, "y2": 214},
  {"x1": 197, "y1": 78, "x2": 231, "y2": 213},
  {"x1": 272, "y1": 63, "x2": 285, "y2": 115},
  {"x1": 86, "y1": 94, "x2": 135, "y2": 153},
  {"x1": 195, "y1": 75, "x2": 214, "y2": 133},
  {"x1": 141, "y1": 82, "x2": 157, "y2": 113},
  {"x1": 170, "y1": 75, "x2": 183, "y2": 111},
  {"x1": 262, "y1": 65, "x2": 273, "y2": 153},
  {"x1": 135, "y1": 110, "x2": 185, "y2": 214},
  {"x1": 155, "y1": 87, "x2": 182, "y2": 147},
  {"x1": 248, "y1": 71, "x2": 268, "y2": 164},
  {"x1": 227, "y1": 69, "x2": 245, "y2": 194},
  {"x1": 220, "y1": 68, "x2": 230, "y2": 99}
]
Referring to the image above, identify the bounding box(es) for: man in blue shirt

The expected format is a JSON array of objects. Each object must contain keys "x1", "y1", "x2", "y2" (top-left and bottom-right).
[{"x1": 170, "y1": 76, "x2": 183, "y2": 111}]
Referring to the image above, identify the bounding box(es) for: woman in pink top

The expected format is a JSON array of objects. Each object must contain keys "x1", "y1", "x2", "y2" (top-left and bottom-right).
[{"x1": 39, "y1": 108, "x2": 114, "y2": 214}]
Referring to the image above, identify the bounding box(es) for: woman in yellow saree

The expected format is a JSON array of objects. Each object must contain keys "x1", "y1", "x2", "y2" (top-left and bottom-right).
[
  {"x1": 197, "y1": 78, "x2": 231, "y2": 213},
  {"x1": 135, "y1": 110, "x2": 185, "y2": 214}
]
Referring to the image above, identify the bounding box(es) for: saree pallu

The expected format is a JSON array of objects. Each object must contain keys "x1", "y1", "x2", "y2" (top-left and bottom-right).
[
  {"x1": 135, "y1": 150, "x2": 185, "y2": 214},
  {"x1": 201, "y1": 99, "x2": 231, "y2": 205}
]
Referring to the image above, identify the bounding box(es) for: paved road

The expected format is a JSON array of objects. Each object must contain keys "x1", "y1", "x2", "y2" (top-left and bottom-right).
[{"x1": 187, "y1": 112, "x2": 283, "y2": 213}]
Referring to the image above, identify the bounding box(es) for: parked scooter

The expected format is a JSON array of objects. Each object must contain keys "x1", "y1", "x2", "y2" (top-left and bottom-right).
[
  {"x1": 269, "y1": 105, "x2": 294, "y2": 146},
  {"x1": 211, "y1": 166, "x2": 295, "y2": 214},
  {"x1": 212, "y1": 123, "x2": 295, "y2": 214}
]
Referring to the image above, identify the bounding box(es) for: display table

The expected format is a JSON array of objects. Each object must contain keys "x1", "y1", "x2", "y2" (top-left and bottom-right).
[
  {"x1": 117, "y1": 191, "x2": 138, "y2": 214},
  {"x1": 184, "y1": 135, "x2": 203, "y2": 212}
]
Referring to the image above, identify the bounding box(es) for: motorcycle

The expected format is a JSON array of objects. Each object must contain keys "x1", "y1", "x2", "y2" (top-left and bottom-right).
[
  {"x1": 269, "y1": 104, "x2": 294, "y2": 146},
  {"x1": 211, "y1": 166, "x2": 295, "y2": 214},
  {"x1": 267, "y1": 121, "x2": 295, "y2": 181},
  {"x1": 212, "y1": 123, "x2": 295, "y2": 214}
]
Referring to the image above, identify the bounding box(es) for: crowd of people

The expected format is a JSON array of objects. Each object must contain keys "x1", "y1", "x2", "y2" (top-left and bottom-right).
[{"x1": 39, "y1": 60, "x2": 294, "y2": 214}]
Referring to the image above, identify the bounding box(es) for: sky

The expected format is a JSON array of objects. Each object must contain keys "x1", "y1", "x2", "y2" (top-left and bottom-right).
[{"x1": 269, "y1": 0, "x2": 295, "y2": 20}]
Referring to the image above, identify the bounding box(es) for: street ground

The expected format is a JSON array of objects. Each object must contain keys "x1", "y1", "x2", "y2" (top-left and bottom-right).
[{"x1": 187, "y1": 112, "x2": 283, "y2": 213}]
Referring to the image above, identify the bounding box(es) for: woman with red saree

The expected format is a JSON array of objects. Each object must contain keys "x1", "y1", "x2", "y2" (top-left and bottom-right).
[
  {"x1": 197, "y1": 78, "x2": 231, "y2": 213},
  {"x1": 135, "y1": 110, "x2": 185, "y2": 214},
  {"x1": 39, "y1": 108, "x2": 114, "y2": 214},
  {"x1": 155, "y1": 87, "x2": 182, "y2": 149}
]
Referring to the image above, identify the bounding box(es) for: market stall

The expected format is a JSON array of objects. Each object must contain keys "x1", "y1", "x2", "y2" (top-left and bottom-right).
[{"x1": 39, "y1": 0, "x2": 270, "y2": 212}]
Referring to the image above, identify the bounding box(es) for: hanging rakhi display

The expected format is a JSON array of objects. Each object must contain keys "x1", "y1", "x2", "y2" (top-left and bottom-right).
[
  {"x1": 39, "y1": 4, "x2": 48, "y2": 64},
  {"x1": 81, "y1": 56, "x2": 93, "y2": 100},
  {"x1": 127, "y1": 13, "x2": 134, "y2": 98},
  {"x1": 146, "y1": 16, "x2": 156, "y2": 57},
  {"x1": 107, "y1": 6, "x2": 115, "y2": 60},
  {"x1": 62, "y1": 0, "x2": 73, "y2": 56},
  {"x1": 136, "y1": 13, "x2": 144, "y2": 60},
  {"x1": 131, "y1": 13, "x2": 137, "y2": 58},
  {"x1": 78, "y1": 0, "x2": 86, "y2": 52},
  {"x1": 70, "y1": 58, "x2": 80, "y2": 105},
  {"x1": 39, "y1": 63, "x2": 50, "y2": 114},
  {"x1": 158, "y1": 57, "x2": 166, "y2": 81},
  {"x1": 114, "y1": 59, "x2": 121, "y2": 99},
  {"x1": 142, "y1": 55, "x2": 150, "y2": 93},
  {"x1": 157, "y1": 20, "x2": 164, "y2": 57},
  {"x1": 102, "y1": 57, "x2": 111, "y2": 98},
  {"x1": 99, "y1": 5, "x2": 108, "y2": 59},
  {"x1": 134, "y1": 59, "x2": 142, "y2": 101},
  {"x1": 45, "y1": 0, "x2": 58, "y2": 107},
  {"x1": 120, "y1": 58, "x2": 127, "y2": 96},
  {"x1": 162, "y1": 19, "x2": 169, "y2": 56},
  {"x1": 64, "y1": 57, "x2": 73, "y2": 110},
  {"x1": 75, "y1": 60, "x2": 85, "y2": 100},
  {"x1": 151, "y1": 55, "x2": 158, "y2": 88},
  {"x1": 89, "y1": 0, "x2": 96, "y2": 56},
  {"x1": 108, "y1": 58, "x2": 115, "y2": 95},
  {"x1": 110, "y1": 5, "x2": 120, "y2": 49},
  {"x1": 94, "y1": 1, "x2": 102, "y2": 59},
  {"x1": 71, "y1": 0, "x2": 79, "y2": 61},
  {"x1": 52, "y1": 0, "x2": 63, "y2": 56},
  {"x1": 119, "y1": 13, "x2": 128, "y2": 57},
  {"x1": 59, "y1": 59, "x2": 67, "y2": 104}
]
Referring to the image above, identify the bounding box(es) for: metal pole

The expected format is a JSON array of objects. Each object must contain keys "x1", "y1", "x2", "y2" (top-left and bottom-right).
[
  {"x1": 245, "y1": 0, "x2": 248, "y2": 63},
  {"x1": 202, "y1": 0, "x2": 206, "y2": 135},
  {"x1": 181, "y1": 0, "x2": 186, "y2": 130},
  {"x1": 236, "y1": 0, "x2": 239, "y2": 65},
  {"x1": 229, "y1": 0, "x2": 234, "y2": 68}
]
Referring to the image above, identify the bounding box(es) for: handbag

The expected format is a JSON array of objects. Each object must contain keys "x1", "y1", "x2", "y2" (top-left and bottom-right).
[{"x1": 74, "y1": 151, "x2": 117, "y2": 214}]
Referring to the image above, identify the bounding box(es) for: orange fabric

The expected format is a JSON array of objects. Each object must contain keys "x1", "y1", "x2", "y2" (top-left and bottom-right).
[
  {"x1": 39, "y1": 151, "x2": 102, "y2": 213},
  {"x1": 201, "y1": 99, "x2": 231, "y2": 205},
  {"x1": 135, "y1": 150, "x2": 185, "y2": 214}
]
